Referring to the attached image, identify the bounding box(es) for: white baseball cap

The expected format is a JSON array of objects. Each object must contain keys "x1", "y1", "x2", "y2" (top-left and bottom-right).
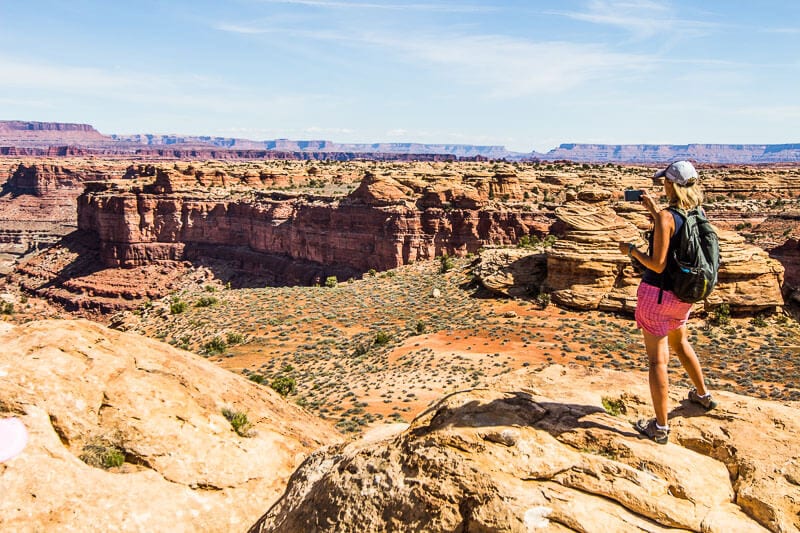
[
  {"x1": 0, "y1": 417, "x2": 28, "y2": 462},
  {"x1": 653, "y1": 160, "x2": 698, "y2": 186}
]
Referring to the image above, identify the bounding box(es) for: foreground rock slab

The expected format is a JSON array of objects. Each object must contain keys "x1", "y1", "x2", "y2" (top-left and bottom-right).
[
  {"x1": 252, "y1": 365, "x2": 799, "y2": 532},
  {"x1": 0, "y1": 319, "x2": 341, "y2": 532}
]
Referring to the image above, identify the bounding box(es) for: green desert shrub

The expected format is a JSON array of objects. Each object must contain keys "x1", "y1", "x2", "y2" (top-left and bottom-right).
[
  {"x1": 203, "y1": 336, "x2": 227, "y2": 355},
  {"x1": 80, "y1": 439, "x2": 125, "y2": 469},
  {"x1": 249, "y1": 373, "x2": 265, "y2": 384},
  {"x1": 710, "y1": 304, "x2": 731, "y2": 326},
  {"x1": 195, "y1": 295, "x2": 218, "y2": 307},
  {"x1": 517, "y1": 235, "x2": 541, "y2": 248},
  {"x1": 270, "y1": 376, "x2": 297, "y2": 397},
  {"x1": 170, "y1": 299, "x2": 188, "y2": 314},
  {"x1": 535, "y1": 292, "x2": 551, "y2": 309},
  {"x1": 374, "y1": 331, "x2": 392, "y2": 346},
  {"x1": 601, "y1": 397, "x2": 626, "y2": 417},
  {"x1": 440, "y1": 254, "x2": 455, "y2": 273},
  {"x1": 226, "y1": 332, "x2": 244, "y2": 345},
  {"x1": 222, "y1": 407, "x2": 254, "y2": 437}
]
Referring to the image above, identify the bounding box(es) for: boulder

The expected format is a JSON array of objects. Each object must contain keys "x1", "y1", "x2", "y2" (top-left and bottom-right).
[
  {"x1": 0, "y1": 319, "x2": 341, "y2": 532},
  {"x1": 348, "y1": 172, "x2": 412, "y2": 206},
  {"x1": 544, "y1": 202, "x2": 644, "y2": 312},
  {"x1": 540, "y1": 200, "x2": 784, "y2": 313},
  {"x1": 471, "y1": 247, "x2": 547, "y2": 297},
  {"x1": 251, "y1": 365, "x2": 799, "y2": 532}
]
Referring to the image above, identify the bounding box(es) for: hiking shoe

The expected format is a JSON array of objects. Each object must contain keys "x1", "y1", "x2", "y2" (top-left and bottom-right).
[
  {"x1": 634, "y1": 418, "x2": 669, "y2": 445},
  {"x1": 688, "y1": 389, "x2": 718, "y2": 411}
]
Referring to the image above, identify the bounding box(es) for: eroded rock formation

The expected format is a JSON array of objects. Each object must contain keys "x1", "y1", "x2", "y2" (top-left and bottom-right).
[
  {"x1": 544, "y1": 191, "x2": 646, "y2": 312},
  {"x1": 535, "y1": 190, "x2": 785, "y2": 313},
  {"x1": 0, "y1": 319, "x2": 341, "y2": 531},
  {"x1": 76, "y1": 172, "x2": 554, "y2": 277},
  {"x1": 0, "y1": 163, "x2": 114, "y2": 273},
  {"x1": 251, "y1": 365, "x2": 799, "y2": 532},
  {"x1": 6, "y1": 159, "x2": 798, "y2": 315}
]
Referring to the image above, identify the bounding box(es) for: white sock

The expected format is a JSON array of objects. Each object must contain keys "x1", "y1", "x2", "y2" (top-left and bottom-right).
[
  {"x1": 697, "y1": 391, "x2": 711, "y2": 399},
  {"x1": 656, "y1": 422, "x2": 669, "y2": 431}
]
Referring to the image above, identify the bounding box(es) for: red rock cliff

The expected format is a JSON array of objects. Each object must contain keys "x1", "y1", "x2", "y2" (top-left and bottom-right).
[{"x1": 76, "y1": 182, "x2": 553, "y2": 278}]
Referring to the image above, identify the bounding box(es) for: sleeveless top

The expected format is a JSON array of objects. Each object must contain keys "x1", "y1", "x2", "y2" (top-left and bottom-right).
[{"x1": 641, "y1": 208, "x2": 685, "y2": 289}]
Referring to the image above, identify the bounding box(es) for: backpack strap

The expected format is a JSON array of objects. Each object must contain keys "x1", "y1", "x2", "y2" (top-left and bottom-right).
[{"x1": 657, "y1": 207, "x2": 686, "y2": 304}]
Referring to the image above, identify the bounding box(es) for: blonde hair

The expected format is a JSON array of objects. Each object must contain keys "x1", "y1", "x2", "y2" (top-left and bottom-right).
[{"x1": 667, "y1": 181, "x2": 703, "y2": 210}]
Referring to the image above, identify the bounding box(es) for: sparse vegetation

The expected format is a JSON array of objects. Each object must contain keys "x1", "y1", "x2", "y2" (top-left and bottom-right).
[
  {"x1": 601, "y1": 396, "x2": 626, "y2": 417},
  {"x1": 270, "y1": 376, "x2": 297, "y2": 397},
  {"x1": 73, "y1": 158, "x2": 800, "y2": 434},
  {"x1": 80, "y1": 438, "x2": 125, "y2": 469},
  {"x1": 222, "y1": 407, "x2": 254, "y2": 437},
  {"x1": 170, "y1": 299, "x2": 188, "y2": 314}
]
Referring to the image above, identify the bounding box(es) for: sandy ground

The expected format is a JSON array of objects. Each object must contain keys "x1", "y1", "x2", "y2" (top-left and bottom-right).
[{"x1": 90, "y1": 257, "x2": 798, "y2": 435}]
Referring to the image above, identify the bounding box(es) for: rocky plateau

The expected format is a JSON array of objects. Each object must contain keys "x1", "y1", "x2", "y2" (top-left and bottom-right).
[
  {"x1": 4, "y1": 158, "x2": 797, "y2": 317},
  {"x1": 4, "y1": 120, "x2": 800, "y2": 163}
]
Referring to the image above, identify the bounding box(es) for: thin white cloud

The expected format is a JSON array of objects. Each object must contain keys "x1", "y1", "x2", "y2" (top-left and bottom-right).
[
  {"x1": 549, "y1": 0, "x2": 714, "y2": 40},
  {"x1": 365, "y1": 32, "x2": 652, "y2": 97},
  {"x1": 0, "y1": 97, "x2": 56, "y2": 109},
  {"x1": 304, "y1": 126, "x2": 354, "y2": 134},
  {"x1": 730, "y1": 105, "x2": 800, "y2": 121},
  {"x1": 0, "y1": 55, "x2": 316, "y2": 114},
  {"x1": 255, "y1": 0, "x2": 492, "y2": 13},
  {"x1": 211, "y1": 16, "x2": 655, "y2": 99},
  {"x1": 761, "y1": 27, "x2": 800, "y2": 34},
  {"x1": 215, "y1": 23, "x2": 271, "y2": 34}
]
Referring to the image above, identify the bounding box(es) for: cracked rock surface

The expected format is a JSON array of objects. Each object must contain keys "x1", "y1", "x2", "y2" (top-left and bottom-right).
[
  {"x1": 0, "y1": 319, "x2": 342, "y2": 532},
  {"x1": 252, "y1": 365, "x2": 799, "y2": 532}
]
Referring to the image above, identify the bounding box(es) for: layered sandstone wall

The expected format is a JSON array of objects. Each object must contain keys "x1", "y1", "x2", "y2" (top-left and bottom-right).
[{"x1": 77, "y1": 188, "x2": 553, "y2": 276}]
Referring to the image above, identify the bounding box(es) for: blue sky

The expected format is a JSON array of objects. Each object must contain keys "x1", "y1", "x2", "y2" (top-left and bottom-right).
[{"x1": 1, "y1": 0, "x2": 798, "y2": 152}]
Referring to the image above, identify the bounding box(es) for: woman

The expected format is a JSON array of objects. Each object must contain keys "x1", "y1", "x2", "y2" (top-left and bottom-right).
[{"x1": 619, "y1": 160, "x2": 717, "y2": 445}]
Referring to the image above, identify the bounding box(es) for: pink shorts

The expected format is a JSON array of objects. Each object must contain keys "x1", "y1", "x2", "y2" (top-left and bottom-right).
[{"x1": 635, "y1": 282, "x2": 693, "y2": 337}]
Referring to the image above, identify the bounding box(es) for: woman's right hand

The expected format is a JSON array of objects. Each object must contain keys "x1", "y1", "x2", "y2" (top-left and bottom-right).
[{"x1": 640, "y1": 191, "x2": 660, "y2": 217}]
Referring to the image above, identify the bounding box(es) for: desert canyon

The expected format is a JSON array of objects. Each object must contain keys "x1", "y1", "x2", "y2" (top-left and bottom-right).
[{"x1": 1, "y1": 121, "x2": 800, "y2": 532}]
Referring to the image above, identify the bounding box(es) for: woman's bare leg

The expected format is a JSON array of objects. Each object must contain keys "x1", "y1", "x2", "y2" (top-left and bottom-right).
[
  {"x1": 642, "y1": 328, "x2": 670, "y2": 426},
  {"x1": 668, "y1": 326, "x2": 708, "y2": 396}
]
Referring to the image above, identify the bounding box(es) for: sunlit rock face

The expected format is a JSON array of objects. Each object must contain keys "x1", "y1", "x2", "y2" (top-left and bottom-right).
[
  {"x1": 0, "y1": 319, "x2": 342, "y2": 532},
  {"x1": 479, "y1": 188, "x2": 785, "y2": 314},
  {"x1": 250, "y1": 365, "x2": 799, "y2": 532}
]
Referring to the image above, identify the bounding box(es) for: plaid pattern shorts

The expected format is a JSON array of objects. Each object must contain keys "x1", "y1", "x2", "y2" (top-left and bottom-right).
[{"x1": 635, "y1": 282, "x2": 693, "y2": 337}]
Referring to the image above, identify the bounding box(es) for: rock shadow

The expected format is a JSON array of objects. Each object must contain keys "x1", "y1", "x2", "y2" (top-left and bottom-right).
[
  {"x1": 25, "y1": 230, "x2": 105, "y2": 291},
  {"x1": 412, "y1": 390, "x2": 638, "y2": 440}
]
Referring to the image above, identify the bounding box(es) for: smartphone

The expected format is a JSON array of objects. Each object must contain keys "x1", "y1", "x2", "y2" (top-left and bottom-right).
[{"x1": 624, "y1": 189, "x2": 643, "y2": 202}]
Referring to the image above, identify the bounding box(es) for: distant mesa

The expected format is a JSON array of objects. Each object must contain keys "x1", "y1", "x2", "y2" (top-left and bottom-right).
[{"x1": 2, "y1": 120, "x2": 800, "y2": 163}]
